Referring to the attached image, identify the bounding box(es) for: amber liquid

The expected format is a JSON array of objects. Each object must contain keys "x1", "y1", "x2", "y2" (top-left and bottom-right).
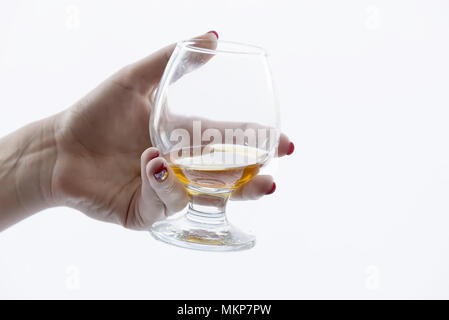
[{"x1": 164, "y1": 144, "x2": 268, "y2": 190}]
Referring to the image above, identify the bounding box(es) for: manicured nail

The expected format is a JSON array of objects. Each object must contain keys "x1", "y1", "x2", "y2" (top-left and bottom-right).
[
  {"x1": 266, "y1": 182, "x2": 276, "y2": 195},
  {"x1": 287, "y1": 142, "x2": 295, "y2": 155},
  {"x1": 149, "y1": 150, "x2": 160, "y2": 161},
  {"x1": 207, "y1": 30, "x2": 219, "y2": 39},
  {"x1": 153, "y1": 163, "x2": 168, "y2": 182}
]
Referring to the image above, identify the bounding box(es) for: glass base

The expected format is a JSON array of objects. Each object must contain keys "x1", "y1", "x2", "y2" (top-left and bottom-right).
[{"x1": 150, "y1": 212, "x2": 255, "y2": 252}]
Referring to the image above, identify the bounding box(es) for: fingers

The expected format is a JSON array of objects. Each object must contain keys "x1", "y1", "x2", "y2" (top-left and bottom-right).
[
  {"x1": 130, "y1": 147, "x2": 188, "y2": 230},
  {"x1": 145, "y1": 151, "x2": 189, "y2": 215},
  {"x1": 229, "y1": 134, "x2": 293, "y2": 201},
  {"x1": 169, "y1": 32, "x2": 218, "y2": 84},
  {"x1": 231, "y1": 175, "x2": 276, "y2": 201},
  {"x1": 277, "y1": 133, "x2": 294, "y2": 157},
  {"x1": 131, "y1": 148, "x2": 167, "y2": 229},
  {"x1": 128, "y1": 31, "x2": 219, "y2": 94},
  {"x1": 133, "y1": 147, "x2": 282, "y2": 230}
]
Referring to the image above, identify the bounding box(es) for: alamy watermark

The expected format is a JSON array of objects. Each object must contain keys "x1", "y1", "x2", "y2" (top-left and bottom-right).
[{"x1": 165, "y1": 120, "x2": 279, "y2": 166}]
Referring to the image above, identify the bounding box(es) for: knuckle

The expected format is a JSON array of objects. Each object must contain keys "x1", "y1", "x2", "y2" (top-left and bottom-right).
[
  {"x1": 161, "y1": 178, "x2": 176, "y2": 194},
  {"x1": 112, "y1": 65, "x2": 138, "y2": 91}
]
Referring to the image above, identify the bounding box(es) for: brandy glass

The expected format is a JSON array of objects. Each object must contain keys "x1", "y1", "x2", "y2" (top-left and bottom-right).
[{"x1": 150, "y1": 38, "x2": 280, "y2": 251}]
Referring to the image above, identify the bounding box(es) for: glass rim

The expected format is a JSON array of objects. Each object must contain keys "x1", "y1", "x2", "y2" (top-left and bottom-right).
[{"x1": 177, "y1": 39, "x2": 268, "y2": 56}]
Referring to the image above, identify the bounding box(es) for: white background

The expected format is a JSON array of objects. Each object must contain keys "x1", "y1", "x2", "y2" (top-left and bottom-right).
[{"x1": 1, "y1": 0, "x2": 449, "y2": 299}]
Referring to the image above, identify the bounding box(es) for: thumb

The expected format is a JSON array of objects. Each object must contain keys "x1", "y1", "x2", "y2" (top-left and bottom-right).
[{"x1": 128, "y1": 31, "x2": 219, "y2": 94}]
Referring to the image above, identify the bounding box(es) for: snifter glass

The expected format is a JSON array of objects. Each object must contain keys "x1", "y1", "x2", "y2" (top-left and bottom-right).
[{"x1": 149, "y1": 38, "x2": 280, "y2": 251}]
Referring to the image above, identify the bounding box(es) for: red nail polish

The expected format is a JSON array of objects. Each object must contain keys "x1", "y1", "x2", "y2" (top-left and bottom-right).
[
  {"x1": 287, "y1": 142, "x2": 295, "y2": 155},
  {"x1": 153, "y1": 163, "x2": 168, "y2": 182},
  {"x1": 149, "y1": 150, "x2": 160, "y2": 161},
  {"x1": 207, "y1": 30, "x2": 219, "y2": 39},
  {"x1": 266, "y1": 182, "x2": 276, "y2": 195}
]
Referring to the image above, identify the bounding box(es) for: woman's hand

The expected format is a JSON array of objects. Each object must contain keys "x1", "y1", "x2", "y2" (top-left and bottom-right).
[{"x1": 0, "y1": 31, "x2": 294, "y2": 231}]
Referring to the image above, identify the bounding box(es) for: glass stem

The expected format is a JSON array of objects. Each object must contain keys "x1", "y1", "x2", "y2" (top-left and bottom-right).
[{"x1": 185, "y1": 192, "x2": 231, "y2": 226}]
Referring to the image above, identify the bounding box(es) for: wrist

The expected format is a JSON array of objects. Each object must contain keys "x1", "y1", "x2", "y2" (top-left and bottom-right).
[
  {"x1": 0, "y1": 113, "x2": 60, "y2": 230},
  {"x1": 17, "y1": 116, "x2": 57, "y2": 211},
  {"x1": 11, "y1": 116, "x2": 59, "y2": 211}
]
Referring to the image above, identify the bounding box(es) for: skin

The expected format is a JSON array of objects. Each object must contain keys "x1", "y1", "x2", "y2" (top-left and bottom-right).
[{"x1": 0, "y1": 32, "x2": 293, "y2": 232}]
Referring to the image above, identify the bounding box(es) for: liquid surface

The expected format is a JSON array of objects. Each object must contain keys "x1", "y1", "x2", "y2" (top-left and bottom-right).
[{"x1": 165, "y1": 144, "x2": 268, "y2": 190}]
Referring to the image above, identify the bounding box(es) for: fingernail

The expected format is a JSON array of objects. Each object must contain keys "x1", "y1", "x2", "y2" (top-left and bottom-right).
[
  {"x1": 207, "y1": 30, "x2": 219, "y2": 39},
  {"x1": 287, "y1": 142, "x2": 295, "y2": 155},
  {"x1": 149, "y1": 150, "x2": 160, "y2": 161},
  {"x1": 266, "y1": 182, "x2": 276, "y2": 195},
  {"x1": 153, "y1": 163, "x2": 168, "y2": 182}
]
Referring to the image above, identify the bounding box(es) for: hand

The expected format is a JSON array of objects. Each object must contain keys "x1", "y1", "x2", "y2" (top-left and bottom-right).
[{"x1": 47, "y1": 31, "x2": 294, "y2": 230}]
